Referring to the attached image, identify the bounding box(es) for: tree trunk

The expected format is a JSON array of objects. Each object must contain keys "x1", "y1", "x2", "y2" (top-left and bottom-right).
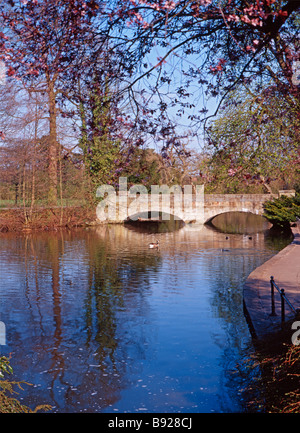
[
  {"x1": 29, "y1": 94, "x2": 38, "y2": 220},
  {"x1": 259, "y1": 175, "x2": 273, "y2": 194},
  {"x1": 48, "y1": 79, "x2": 58, "y2": 205},
  {"x1": 22, "y1": 161, "x2": 28, "y2": 224}
]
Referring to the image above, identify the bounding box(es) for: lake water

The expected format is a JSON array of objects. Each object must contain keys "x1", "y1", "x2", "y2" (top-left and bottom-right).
[{"x1": 0, "y1": 214, "x2": 291, "y2": 413}]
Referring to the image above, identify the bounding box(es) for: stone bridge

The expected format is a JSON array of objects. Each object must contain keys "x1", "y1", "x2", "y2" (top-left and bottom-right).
[
  {"x1": 96, "y1": 188, "x2": 280, "y2": 224},
  {"x1": 202, "y1": 194, "x2": 275, "y2": 223}
]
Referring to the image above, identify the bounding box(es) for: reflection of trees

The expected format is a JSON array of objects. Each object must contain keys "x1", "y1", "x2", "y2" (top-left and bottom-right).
[
  {"x1": 204, "y1": 227, "x2": 291, "y2": 412},
  {"x1": 46, "y1": 235, "x2": 65, "y2": 407},
  {"x1": 0, "y1": 221, "x2": 292, "y2": 412},
  {"x1": 0, "y1": 227, "x2": 163, "y2": 411},
  {"x1": 201, "y1": 250, "x2": 264, "y2": 412},
  {"x1": 84, "y1": 227, "x2": 161, "y2": 366}
]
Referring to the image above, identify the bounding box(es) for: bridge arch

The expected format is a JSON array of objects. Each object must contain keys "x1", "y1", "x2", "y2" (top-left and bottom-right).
[
  {"x1": 202, "y1": 194, "x2": 272, "y2": 224},
  {"x1": 204, "y1": 210, "x2": 272, "y2": 235},
  {"x1": 204, "y1": 210, "x2": 262, "y2": 225}
]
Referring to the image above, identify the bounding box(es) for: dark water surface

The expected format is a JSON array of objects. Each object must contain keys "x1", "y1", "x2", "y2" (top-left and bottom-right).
[{"x1": 0, "y1": 215, "x2": 291, "y2": 413}]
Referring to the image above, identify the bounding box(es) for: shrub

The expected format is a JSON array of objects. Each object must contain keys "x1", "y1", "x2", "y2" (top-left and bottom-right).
[
  {"x1": 0, "y1": 356, "x2": 51, "y2": 413},
  {"x1": 263, "y1": 194, "x2": 300, "y2": 228}
]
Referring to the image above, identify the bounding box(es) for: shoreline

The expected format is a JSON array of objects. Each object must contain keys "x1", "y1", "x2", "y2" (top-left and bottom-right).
[
  {"x1": 0, "y1": 206, "x2": 99, "y2": 232},
  {"x1": 243, "y1": 222, "x2": 300, "y2": 340}
]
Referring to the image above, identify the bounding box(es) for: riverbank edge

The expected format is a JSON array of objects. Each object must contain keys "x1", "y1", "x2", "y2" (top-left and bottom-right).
[
  {"x1": 0, "y1": 207, "x2": 107, "y2": 232},
  {"x1": 243, "y1": 222, "x2": 300, "y2": 341}
]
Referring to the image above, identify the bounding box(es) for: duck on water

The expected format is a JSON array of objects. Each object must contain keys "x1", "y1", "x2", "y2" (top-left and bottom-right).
[{"x1": 149, "y1": 240, "x2": 160, "y2": 249}]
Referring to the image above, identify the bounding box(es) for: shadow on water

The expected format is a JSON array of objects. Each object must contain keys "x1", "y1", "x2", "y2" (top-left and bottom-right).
[
  {"x1": 207, "y1": 211, "x2": 292, "y2": 251},
  {"x1": 207, "y1": 211, "x2": 272, "y2": 234},
  {"x1": 124, "y1": 211, "x2": 185, "y2": 233}
]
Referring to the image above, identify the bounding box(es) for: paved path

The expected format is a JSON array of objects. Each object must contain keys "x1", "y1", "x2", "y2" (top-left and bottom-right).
[{"x1": 243, "y1": 222, "x2": 300, "y2": 339}]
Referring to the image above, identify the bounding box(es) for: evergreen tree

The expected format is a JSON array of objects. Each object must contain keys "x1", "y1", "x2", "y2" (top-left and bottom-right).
[{"x1": 263, "y1": 194, "x2": 300, "y2": 228}]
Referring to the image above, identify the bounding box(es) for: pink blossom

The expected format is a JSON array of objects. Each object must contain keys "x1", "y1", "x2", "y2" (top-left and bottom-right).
[
  {"x1": 241, "y1": 15, "x2": 251, "y2": 24},
  {"x1": 227, "y1": 15, "x2": 240, "y2": 23},
  {"x1": 164, "y1": 1, "x2": 176, "y2": 11},
  {"x1": 228, "y1": 168, "x2": 237, "y2": 176}
]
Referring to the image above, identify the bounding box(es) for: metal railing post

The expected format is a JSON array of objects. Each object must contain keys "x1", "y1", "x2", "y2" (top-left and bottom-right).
[
  {"x1": 280, "y1": 289, "x2": 285, "y2": 324},
  {"x1": 269, "y1": 276, "x2": 299, "y2": 327},
  {"x1": 270, "y1": 276, "x2": 276, "y2": 316}
]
